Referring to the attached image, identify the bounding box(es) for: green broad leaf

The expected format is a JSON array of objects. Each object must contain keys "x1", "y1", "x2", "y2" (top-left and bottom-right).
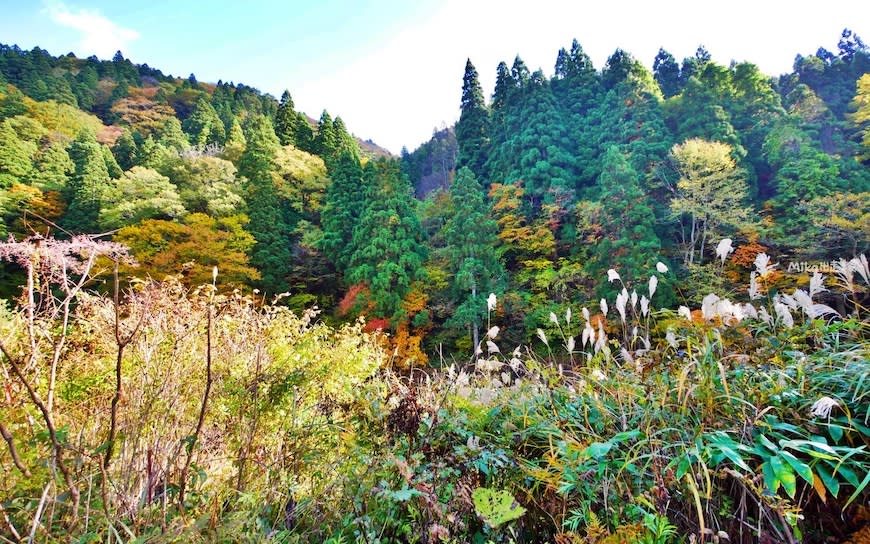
[
  {"x1": 584, "y1": 441, "x2": 614, "y2": 460},
  {"x1": 835, "y1": 464, "x2": 860, "y2": 487},
  {"x1": 779, "y1": 450, "x2": 813, "y2": 484},
  {"x1": 716, "y1": 445, "x2": 753, "y2": 472},
  {"x1": 757, "y1": 434, "x2": 778, "y2": 452},
  {"x1": 612, "y1": 430, "x2": 642, "y2": 442},
  {"x1": 827, "y1": 423, "x2": 844, "y2": 442},
  {"x1": 471, "y1": 487, "x2": 526, "y2": 528},
  {"x1": 388, "y1": 487, "x2": 422, "y2": 502},
  {"x1": 815, "y1": 464, "x2": 840, "y2": 498},
  {"x1": 675, "y1": 456, "x2": 691, "y2": 480},
  {"x1": 761, "y1": 460, "x2": 780, "y2": 495},
  {"x1": 770, "y1": 455, "x2": 797, "y2": 498}
]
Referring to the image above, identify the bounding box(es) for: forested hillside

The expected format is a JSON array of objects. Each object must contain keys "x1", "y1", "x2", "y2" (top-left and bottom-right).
[
  {"x1": 0, "y1": 30, "x2": 869, "y2": 543},
  {"x1": 1, "y1": 33, "x2": 869, "y2": 357}
]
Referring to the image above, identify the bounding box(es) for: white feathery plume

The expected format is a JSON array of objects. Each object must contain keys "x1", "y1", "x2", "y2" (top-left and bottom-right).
[
  {"x1": 678, "y1": 306, "x2": 692, "y2": 320},
  {"x1": 809, "y1": 272, "x2": 827, "y2": 298},
  {"x1": 716, "y1": 238, "x2": 733, "y2": 264},
  {"x1": 754, "y1": 253, "x2": 778, "y2": 277},
  {"x1": 810, "y1": 396, "x2": 839, "y2": 418}
]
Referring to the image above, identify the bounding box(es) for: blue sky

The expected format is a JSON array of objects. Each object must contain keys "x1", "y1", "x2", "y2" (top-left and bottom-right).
[{"x1": 2, "y1": 1, "x2": 869, "y2": 153}]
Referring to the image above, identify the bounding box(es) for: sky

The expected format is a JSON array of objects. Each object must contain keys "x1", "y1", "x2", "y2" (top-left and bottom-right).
[{"x1": 1, "y1": 1, "x2": 869, "y2": 154}]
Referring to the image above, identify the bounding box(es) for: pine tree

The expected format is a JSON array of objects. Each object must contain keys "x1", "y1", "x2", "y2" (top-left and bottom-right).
[
  {"x1": 348, "y1": 159, "x2": 427, "y2": 321},
  {"x1": 63, "y1": 129, "x2": 111, "y2": 232},
  {"x1": 275, "y1": 90, "x2": 298, "y2": 146},
  {"x1": 238, "y1": 115, "x2": 292, "y2": 294},
  {"x1": 442, "y1": 167, "x2": 503, "y2": 351},
  {"x1": 456, "y1": 59, "x2": 490, "y2": 180}
]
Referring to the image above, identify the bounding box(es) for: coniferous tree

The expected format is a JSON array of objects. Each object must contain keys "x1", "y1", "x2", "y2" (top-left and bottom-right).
[
  {"x1": 312, "y1": 110, "x2": 337, "y2": 158},
  {"x1": 590, "y1": 147, "x2": 662, "y2": 293},
  {"x1": 31, "y1": 141, "x2": 74, "y2": 190},
  {"x1": 112, "y1": 130, "x2": 138, "y2": 170},
  {"x1": 239, "y1": 115, "x2": 292, "y2": 294},
  {"x1": 275, "y1": 90, "x2": 298, "y2": 146},
  {"x1": 63, "y1": 129, "x2": 111, "y2": 232},
  {"x1": 455, "y1": 59, "x2": 490, "y2": 180},
  {"x1": 222, "y1": 117, "x2": 246, "y2": 163},
  {"x1": 653, "y1": 48, "x2": 681, "y2": 98},
  {"x1": 348, "y1": 159, "x2": 427, "y2": 322},
  {"x1": 183, "y1": 96, "x2": 225, "y2": 146},
  {"x1": 442, "y1": 167, "x2": 503, "y2": 351},
  {"x1": 158, "y1": 117, "x2": 190, "y2": 151},
  {"x1": 320, "y1": 151, "x2": 367, "y2": 271}
]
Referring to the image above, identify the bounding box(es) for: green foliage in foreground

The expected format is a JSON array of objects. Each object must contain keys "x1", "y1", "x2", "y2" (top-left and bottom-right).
[{"x1": 0, "y1": 237, "x2": 868, "y2": 543}]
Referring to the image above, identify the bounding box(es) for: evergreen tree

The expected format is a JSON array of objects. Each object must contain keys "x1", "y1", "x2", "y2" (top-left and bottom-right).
[
  {"x1": 31, "y1": 141, "x2": 74, "y2": 190},
  {"x1": 101, "y1": 143, "x2": 122, "y2": 178},
  {"x1": 312, "y1": 110, "x2": 337, "y2": 157},
  {"x1": 455, "y1": 59, "x2": 490, "y2": 179},
  {"x1": 183, "y1": 96, "x2": 225, "y2": 146},
  {"x1": 275, "y1": 90, "x2": 298, "y2": 146},
  {"x1": 442, "y1": 167, "x2": 503, "y2": 351},
  {"x1": 320, "y1": 151, "x2": 367, "y2": 271},
  {"x1": 238, "y1": 115, "x2": 292, "y2": 294},
  {"x1": 63, "y1": 129, "x2": 111, "y2": 232},
  {"x1": 348, "y1": 159, "x2": 427, "y2": 321},
  {"x1": 222, "y1": 117, "x2": 246, "y2": 163},
  {"x1": 590, "y1": 147, "x2": 662, "y2": 293},
  {"x1": 158, "y1": 117, "x2": 190, "y2": 151},
  {"x1": 653, "y1": 48, "x2": 681, "y2": 98},
  {"x1": 112, "y1": 129, "x2": 138, "y2": 170}
]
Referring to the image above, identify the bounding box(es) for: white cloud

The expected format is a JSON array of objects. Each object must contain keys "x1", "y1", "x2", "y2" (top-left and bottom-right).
[{"x1": 44, "y1": 2, "x2": 139, "y2": 59}]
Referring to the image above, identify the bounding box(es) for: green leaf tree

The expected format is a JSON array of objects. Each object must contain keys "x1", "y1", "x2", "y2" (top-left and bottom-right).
[
  {"x1": 99, "y1": 166, "x2": 186, "y2": 229},
  {"x1": 669, "y1": 138, "x2": 751, "y2": 265}
]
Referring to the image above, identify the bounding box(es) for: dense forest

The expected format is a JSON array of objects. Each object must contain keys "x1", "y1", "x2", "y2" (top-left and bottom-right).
[{"x1": 0, "y1": 30, "x2": 869, "y2": 543}]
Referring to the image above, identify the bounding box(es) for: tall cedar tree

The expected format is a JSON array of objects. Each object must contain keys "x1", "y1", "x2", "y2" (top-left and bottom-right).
[
  {"x1": 183, "y1": 97, "x2": 225, "y2": 147},
  {"x1": 455, "y1": 59, "x2": 490, "y2": 180},
  {"x1": 63, "y1": 129, "x2": 111, "y2": 233},
  {"x1": 442, "y1": 167, "x2": 503, "y2": 351},
  {"x1": 320, "y1": 151, "x2": 367, "y2": 272},
  {"x1": 348, "y1": 159, "x2": 427, "y2": 322},
  {"x1": 653, "y1": 48, "x2": 682, "y2": 98},
  {"x1": 238, "y1": 115, "x2": 292, "y2": 294},
  {"x1": 591, "y1": 147, "x2": 662, "y2": 294},
  {"x1": 275, "y1": 90, "x2": 298, "y2": 146}
]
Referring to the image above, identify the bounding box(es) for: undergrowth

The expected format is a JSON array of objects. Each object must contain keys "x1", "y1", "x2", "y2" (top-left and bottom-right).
[{"x1": 0, "y1": 238, "x2": 868, "y2": 543}]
